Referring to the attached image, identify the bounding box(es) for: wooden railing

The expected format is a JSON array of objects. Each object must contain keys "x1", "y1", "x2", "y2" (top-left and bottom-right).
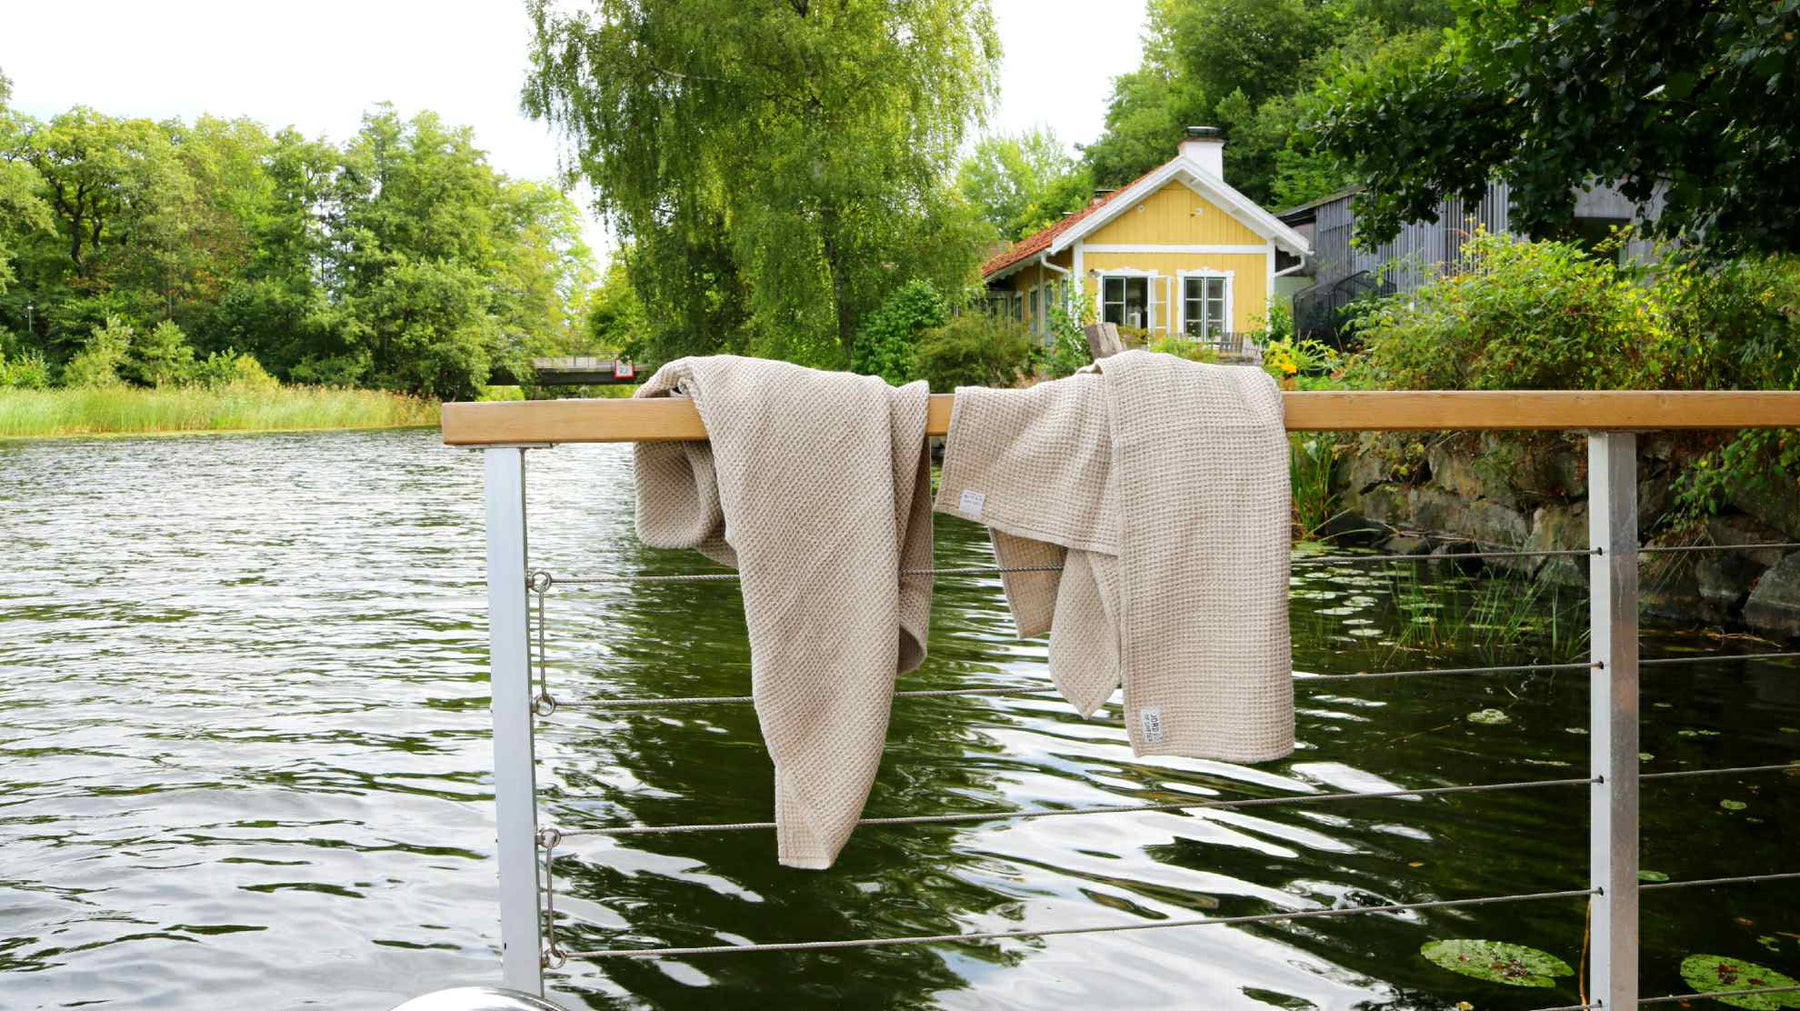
[
  {"x1": 442, "y1": 389, "x2": 1800, "y2": 445},
  {"x1": 445, "y1": 389, "x2": 1800, "y2": 1007}
]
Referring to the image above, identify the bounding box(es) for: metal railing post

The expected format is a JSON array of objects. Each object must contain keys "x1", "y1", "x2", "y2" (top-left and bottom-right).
[
  {"x1": 484, "y1": 447, "x2": 544, "y2": 993},
  {"x1": 1588, "y1": 432, "x2": 1639, "y2": 1007}
]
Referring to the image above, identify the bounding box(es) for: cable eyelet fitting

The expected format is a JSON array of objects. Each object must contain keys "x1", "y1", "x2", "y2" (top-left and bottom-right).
[
  {"x1": 528, "y1": 570, "x2": 554, "y2": 594},
  {"x1": 542, "y1": 944, "x2": 568, "y2": 969},
  {"x1": 537, "y1": 826, "x2": 562, "y2": 851},
  {"x1": 533, "y1": 691, "x2": 558, "y2": 718}
]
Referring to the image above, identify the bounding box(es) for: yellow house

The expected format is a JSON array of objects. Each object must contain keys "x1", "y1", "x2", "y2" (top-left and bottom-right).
[{"x1": 981, "y1": 127, "x2": 1312, "y2": 343}]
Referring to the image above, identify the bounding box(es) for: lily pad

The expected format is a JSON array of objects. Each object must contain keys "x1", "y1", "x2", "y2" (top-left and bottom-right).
[
  {"x1": 1420, "y1": 939, "x2": 1573, "y2": 988},
  {"x1": 1678, "y1": 954, "x2": 1800, "y2": 1009},
  {"x1": 1679, "y1": 728, "x2": 1722, "y2": 738},
  {"x1": 1723, "y1": 799, "x2": 1749, "y2": 811},
  {"x1": 1638, "y1": 869, "x2": 1671, "y2": 883},
  {"x1": 1467, "y1": 708, "x2": 1512, "y2": 726}
]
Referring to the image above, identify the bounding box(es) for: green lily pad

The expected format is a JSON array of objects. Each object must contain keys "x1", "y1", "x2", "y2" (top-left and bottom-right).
[
  {"x1": 1638, "y1": 869, "x2": 1671, "y2": 883},
  {"x1": 1420, "y1": 939, "x2": 1573, "y2": 988},
  {"x1": 1678, "y1": 954, "x2": 1800, "y2": 1009},
  {"x1": 1467, "y1": 708, "x2": 1512, "y2": 726},
  {"x1": 1679, "y1": 728, "x2": 1722, "y2": 738},
  {"x1": 1780, "y1": 727, "x2": 1799, "y2": 735},
  {"x1": 1722, "y1": 799, "x2": 1749, "y2": 811}
]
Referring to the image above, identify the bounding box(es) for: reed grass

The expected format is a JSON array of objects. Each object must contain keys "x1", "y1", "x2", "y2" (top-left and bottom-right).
[{"x1": 0, "y1": 385, "x2": 439, "y2": 439}]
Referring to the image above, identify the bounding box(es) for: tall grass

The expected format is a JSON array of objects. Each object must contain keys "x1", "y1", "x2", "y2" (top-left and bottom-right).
[
  {"x1": 1291, "y1": 434, "x2": 1343, "y2": 541},
  {"x1": 0, "y1": 385, "x2": 439, "y2": 438}
]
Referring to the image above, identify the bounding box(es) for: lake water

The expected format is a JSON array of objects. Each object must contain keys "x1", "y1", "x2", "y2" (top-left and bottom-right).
[{"x1": 2, "y1": 428, "x2": 1796, "y2": 1010}]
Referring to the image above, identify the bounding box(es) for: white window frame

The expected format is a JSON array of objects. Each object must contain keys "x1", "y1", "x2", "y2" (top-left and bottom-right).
[
  {"x1": 1177, "y1": 269, "x2": 1234, "y2": 340},
  {"x1": 1098, "y1": 269, "x2": 1160, "y2": 332}
]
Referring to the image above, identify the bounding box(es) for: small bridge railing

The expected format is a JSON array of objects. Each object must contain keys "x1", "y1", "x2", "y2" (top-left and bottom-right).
[{"x1": 441, "y1": 389, "x2": 1800, "y2": 1009}]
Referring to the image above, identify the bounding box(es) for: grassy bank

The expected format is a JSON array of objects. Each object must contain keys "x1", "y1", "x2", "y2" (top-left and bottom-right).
[{"x1": 0, "y1": 385, "x2": 439, "y2": 439}]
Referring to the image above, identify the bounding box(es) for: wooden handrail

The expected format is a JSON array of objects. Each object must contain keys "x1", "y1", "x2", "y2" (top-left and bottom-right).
[{"x1": 440, "y1": 390, "x2": 1800, "y2": 446}]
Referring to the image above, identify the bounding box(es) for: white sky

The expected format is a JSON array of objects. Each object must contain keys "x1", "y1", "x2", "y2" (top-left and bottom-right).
[{"x1": 0, "y1": 0, "x2": 1148, "y2": 266}]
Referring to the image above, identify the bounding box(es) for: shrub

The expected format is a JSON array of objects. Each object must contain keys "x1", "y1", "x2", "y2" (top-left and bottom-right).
[
  {"x1": 123, "y1": 319, "x2": 197, "y2": 387},
  {"x1": 1033, "y1": 283, "x2": 1095, "y2": 379},
  {"x1": 914, "y1": 313, "x2": 1034, "y2": 393},
  {"x1": 0, "y1": 349, "x2": 52, "y2": 389},
  {"x1": 62, "y1": 317, "x2": 133, "y2": 388},
  {"x1": 1147, "y1": 335, "x2": 1220, "y2": 363},
  {"x1": 191, "y1": 350, "x2": 280, "y2": 391},
  {"x1": 852, "y1": 279, "x2": 950, "y2": 386},
  {"x1": 1343, "y1": 228, "x2": 1668, "y2": 391}
]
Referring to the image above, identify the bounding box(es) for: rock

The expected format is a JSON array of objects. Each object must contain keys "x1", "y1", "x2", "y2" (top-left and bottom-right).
[
  {"x1": 1641, "y1": 561, "x2": 1725, "y2": 624},
  {"x1": 1637, "y1": 474, "x2": 1677, "y2": 529},
  {"x1": 1381, "y1": 533, "x2": 1433, "y2": 556},
  {"x1": 1529, "y1": 503, "x2": 1589, "y2": 587},
  {"x1": 1744, "y1": 551, "x2": 1800, "y2": 640},
  {"x1": 1696, "y1": 553, "x2": 1768, "y2": 614},
  {"x1": 1462, "y1": 500, "x2": 1534, "y2": 573},
  {"x1": 1730, "y1": 479, "x2": 1800, "y2": 541},
  {"x1": 1426, "y1": 440, "x2": 1489, "y2": 502},
  {"x1": 1706, "y1": 512, "x2": 1791, "y2": 567}
]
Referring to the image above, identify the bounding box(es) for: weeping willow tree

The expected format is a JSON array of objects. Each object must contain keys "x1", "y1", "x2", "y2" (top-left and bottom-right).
[{"x1": 523, "y1": 0, "x2": 1000, "y2": 368}]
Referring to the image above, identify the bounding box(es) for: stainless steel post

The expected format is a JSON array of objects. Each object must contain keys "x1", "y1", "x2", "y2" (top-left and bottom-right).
[
  {"x1": 484, "y1": 447, "x2": 544, "y2": 993},
  {"x1": 1588, "y1": 432, "x2": 1639, "y2": 1007}
]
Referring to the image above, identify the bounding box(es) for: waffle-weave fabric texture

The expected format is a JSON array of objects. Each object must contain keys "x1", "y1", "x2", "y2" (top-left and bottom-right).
[
  {"x1": 934, "y1": 350, "x2": 1293, "y2": 762},
  {"x1": 633, "y1": 356, "x2": 934, "y2": 868}
]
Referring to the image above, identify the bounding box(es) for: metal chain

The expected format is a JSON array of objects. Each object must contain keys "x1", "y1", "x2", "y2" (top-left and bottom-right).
[
  {"x1": 555, "y1": 886, "x2": 1598, "y2": 960},
  {"x1": 554, "y1": 774, "x2": 1600, "y2": 839}
]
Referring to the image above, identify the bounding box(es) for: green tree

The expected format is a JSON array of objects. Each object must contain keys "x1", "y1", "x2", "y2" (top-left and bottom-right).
[
  {"x1": 523, "y1": 0, "x2": 999, "y2": 369},
  {"x1": 957, "y1": 129, "x2": 1092, "y2": 241},
  {"x1": 0, "y1": 71, "x2": 52, "y2": 292},
  {"x1": 122, "y1": 318, "x2": 196, "y2": 386},
  {"x1": 850, "y1": 278, "x2": 949, "y2": 385},
  {"x1": 62, "y1": 316, "x2": 132, "y2": 387},
  {"x1": 585, "y1": 255, "x2": 647, "y2": 356},
  {"x1": 1310, "y1": 0, "x2": 1800, "y2": 257}
]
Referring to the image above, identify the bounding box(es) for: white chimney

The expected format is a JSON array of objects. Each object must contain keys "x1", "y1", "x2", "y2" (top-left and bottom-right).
[{"x1": 1179, "y1": 125, "x2": 1225, "y2": 181}]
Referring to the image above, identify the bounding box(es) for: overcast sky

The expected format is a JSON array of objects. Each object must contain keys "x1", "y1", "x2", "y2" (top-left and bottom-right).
[{"x1": 0, "y1": 0, "x2": 1149, "y2": 263}]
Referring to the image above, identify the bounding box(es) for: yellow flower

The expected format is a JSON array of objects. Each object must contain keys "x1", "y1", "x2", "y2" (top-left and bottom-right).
[{"x1": 1280, "y1": 360, "x2": 1299, "y2": 375}]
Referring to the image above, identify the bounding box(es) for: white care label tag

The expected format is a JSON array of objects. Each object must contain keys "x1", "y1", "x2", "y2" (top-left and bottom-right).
[
  {"x1": 1139, "y1": 707, "x2": 1165, "y2": 744},
  {"x1": 958, "y1": 489, "x2": 986, "y2": 518}
]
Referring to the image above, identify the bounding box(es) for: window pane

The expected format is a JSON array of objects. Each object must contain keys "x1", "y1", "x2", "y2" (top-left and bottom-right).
[{"x1": 1125, "y1": 277, "x2": 1147, "y2": 329}]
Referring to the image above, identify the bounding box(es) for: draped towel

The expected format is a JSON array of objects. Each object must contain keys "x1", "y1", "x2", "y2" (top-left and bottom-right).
[
  {"x1": 934, "y1": 350, "x2": 1293, "y2": 762},
  {"x1": 632, "y1": 356, "x2": 934, "y2": 869}
]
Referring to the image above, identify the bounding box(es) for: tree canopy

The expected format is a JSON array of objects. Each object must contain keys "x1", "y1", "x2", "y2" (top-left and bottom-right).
[
  {"x1": 1310, "y1": 0, "x2": 1800, "y2": 258},
  {"x1": 1076, "y1": 0, "x2": 1451, "y2": 210},
  {"x1": 522, "y1": 0, "x2": 1000, "y2": 370},
  {"x1": 955, "y1": 129, "x2": 1092, "y2": 242},
  {"x1": 0, "y1": 87, "x2": 594, "y2": 400}
]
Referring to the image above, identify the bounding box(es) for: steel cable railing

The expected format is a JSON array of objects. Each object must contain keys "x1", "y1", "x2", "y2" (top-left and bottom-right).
[{"x1": 514, "y1": 535, "x2": 1800, "y2": 991}]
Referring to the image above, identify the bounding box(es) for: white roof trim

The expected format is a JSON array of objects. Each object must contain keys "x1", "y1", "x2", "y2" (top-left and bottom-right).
[{"x1": 1047, "y1": 156, "x2": 1312, "y2": 258}]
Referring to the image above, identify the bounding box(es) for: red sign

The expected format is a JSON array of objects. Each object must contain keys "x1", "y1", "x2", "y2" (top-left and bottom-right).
[{"x1": 615, "y1": 360, "x2": 636, "y2": 380}]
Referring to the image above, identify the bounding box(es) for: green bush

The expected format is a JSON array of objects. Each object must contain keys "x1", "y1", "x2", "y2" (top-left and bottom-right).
[
  {"x1": 1147, "y1": 336, "x2": 1220, "y2": 364},
  {"x1": 62, "y1": 317, "x2": 134, "y2": 388},
  {"x1": 0, "y1": 349, "x2": 52, "y2": 389},
  {"x1": 914, "y1": 312, "x2": 1034, "y2": 393},
  {"x1": 1344, "y1": 229, "x2": 1667, "y2": 391},
  {"x1": 852, "y1": 279, "x2": 950, "y2": 385},
  {"x1": 123, "y1": 319, "x2": 197, "y2": 387},
  {"x1": 191, "y1": 350, "x2": 280, "y2": 391}
]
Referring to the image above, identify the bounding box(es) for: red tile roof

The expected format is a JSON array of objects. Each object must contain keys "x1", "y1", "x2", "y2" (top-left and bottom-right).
[{"x1": 980, "y1": 167, "x2": 1156, "y2": 279}]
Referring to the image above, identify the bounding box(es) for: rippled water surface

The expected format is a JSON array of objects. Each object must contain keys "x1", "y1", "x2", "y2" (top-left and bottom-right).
[{"x1": 3, "y1": 428, "x2": 1797, "y2": 1010}]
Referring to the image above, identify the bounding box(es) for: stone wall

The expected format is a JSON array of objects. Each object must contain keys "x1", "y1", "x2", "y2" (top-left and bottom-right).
[{"x1": 1331, "y1": 435, "x2": 1800, "y2": 639}]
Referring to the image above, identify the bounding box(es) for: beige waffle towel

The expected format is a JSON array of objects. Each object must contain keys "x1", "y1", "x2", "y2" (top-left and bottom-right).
[
  {"x1": 632, "y1": 356, "x2": 933, "y2": 869},
  {"x1": 934, "y1": 350, "x2": 1293, "y2": 762}
]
